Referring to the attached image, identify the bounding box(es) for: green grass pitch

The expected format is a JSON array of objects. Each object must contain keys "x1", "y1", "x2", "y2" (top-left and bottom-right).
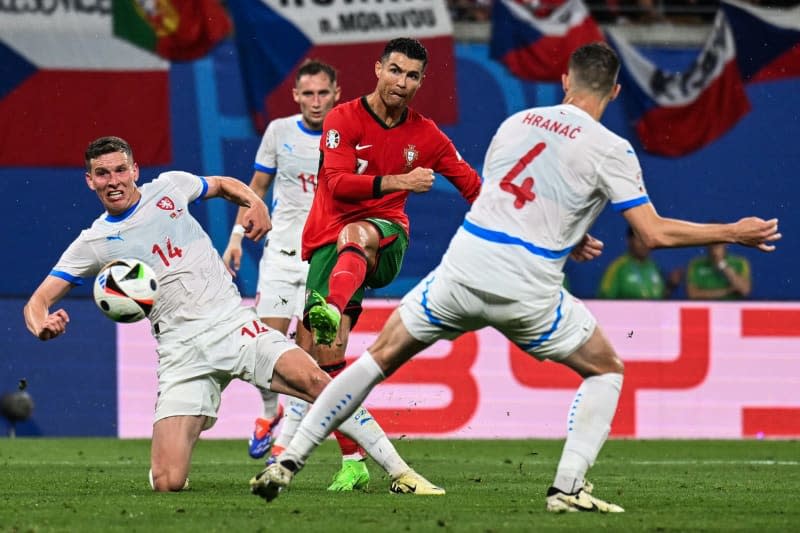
[{"x1": 1, "y1": 438, "x2": 798, "y2": 532}]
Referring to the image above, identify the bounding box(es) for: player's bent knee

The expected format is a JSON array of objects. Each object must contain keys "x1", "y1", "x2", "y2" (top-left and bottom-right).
[{"x1": 149, "y1": 468, "x2": 190, "y2": 492}]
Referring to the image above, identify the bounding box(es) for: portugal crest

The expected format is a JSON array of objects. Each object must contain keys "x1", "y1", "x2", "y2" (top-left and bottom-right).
[{"x1": 403, "y1": 144, "x2": 418, "y2": 168}]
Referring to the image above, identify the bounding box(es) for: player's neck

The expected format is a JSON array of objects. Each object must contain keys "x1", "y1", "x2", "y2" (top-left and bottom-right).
[
  {"x1": 562, "y1": 94, "x2": 604, "y2": 121},
  {"x1": 365, "y1": 92, "x2": 406, "y2": 127}
]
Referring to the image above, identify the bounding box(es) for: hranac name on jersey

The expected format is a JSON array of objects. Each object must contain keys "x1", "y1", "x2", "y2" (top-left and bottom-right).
[{"x1": 521, "y1": 113, "x2": 582, "y2": 140}]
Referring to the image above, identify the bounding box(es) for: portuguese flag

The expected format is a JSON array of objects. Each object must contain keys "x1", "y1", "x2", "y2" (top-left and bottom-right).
[{"x1": 113, "y1": 0, "x2": 232, "y2": 61}]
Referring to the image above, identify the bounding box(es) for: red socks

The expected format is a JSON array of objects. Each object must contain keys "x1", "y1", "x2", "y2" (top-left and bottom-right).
[{"x1": 327, "y1": 244, "x2": 367, "y2": 313}]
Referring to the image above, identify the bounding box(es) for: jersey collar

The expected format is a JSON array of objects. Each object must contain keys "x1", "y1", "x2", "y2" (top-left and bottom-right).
[
  {"x1": 105, "y1": 197, "x2": 141, "y2": 223},
  {"x1": 360, "y1": 96, "x2": 408, "y2": 130}
]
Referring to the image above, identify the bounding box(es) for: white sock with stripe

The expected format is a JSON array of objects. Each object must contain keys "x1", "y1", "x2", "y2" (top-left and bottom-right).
[
  {"x1": 553, "y1": 372, "x2": 623, "y2": 494},
  {"x1": 281, "y1": 352, "x2": 409, "y2": 476}
]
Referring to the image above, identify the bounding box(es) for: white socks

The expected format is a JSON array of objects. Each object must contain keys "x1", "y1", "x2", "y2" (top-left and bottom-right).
[
  {"x1": 338, "y1": 406, "x2": 410, "y2": 478},
  {"x1": 281, "y1": 352, "x2": 411, "y2": 476},
  {"x1": 272, "y1": 396, "x2": 309, "y2": 450},
  {"x1": 259, "y1": 388, "x2": 281, "y2": 420},
  {"x1": 553, "y1": 372, "x2": 623, "y2": 494}
]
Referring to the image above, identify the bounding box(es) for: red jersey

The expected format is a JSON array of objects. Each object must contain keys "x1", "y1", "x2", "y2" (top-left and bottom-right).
[{"x1": 301, "y1": 97, "x2": 481, "y2": 259}]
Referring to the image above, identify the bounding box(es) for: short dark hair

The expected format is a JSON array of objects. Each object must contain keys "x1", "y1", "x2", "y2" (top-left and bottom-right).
[
  {"x1": 381, "y1": 38, "x2": 428, "y2": 70},
  {"x1": 84, "y1": 136, "x2": 133, "y2": 171},
  {"x1": 568, "y1": 42, "x2": 620, "y2": 95},
  {"x1": 295, "y1": 59, "x2": 337, "y2": 85}
]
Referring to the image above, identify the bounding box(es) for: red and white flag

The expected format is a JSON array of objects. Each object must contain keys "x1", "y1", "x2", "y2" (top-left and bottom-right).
[
  {"x1": 722, "y1": 0, "x2": 800, "y2": 83},
  {"x1": 607, "y1": 12, "x2": 750, "y2": 157},
  {"x1": 0, "y1": 5, "x2": 170, "y2": 166},
  {"x1": 490, "y1": 0, "x2": 604, "y2": 82}
]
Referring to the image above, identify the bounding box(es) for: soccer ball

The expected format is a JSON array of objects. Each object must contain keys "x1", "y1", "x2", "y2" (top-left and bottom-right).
[{"x1": 93, "y1": 259, "x2": 159, "y2": 323}]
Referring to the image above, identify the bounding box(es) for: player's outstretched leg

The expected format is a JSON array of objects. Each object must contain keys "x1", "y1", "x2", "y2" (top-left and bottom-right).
[
  {"x1": 327, "y1": 458, "x2": 370, "y2": 491},
  {"x1": 307, "y1": 290, "x2": 341, "y2": 346},
  {"x1": 390, "y1": 469, "x2": 445, "y2": 496}
]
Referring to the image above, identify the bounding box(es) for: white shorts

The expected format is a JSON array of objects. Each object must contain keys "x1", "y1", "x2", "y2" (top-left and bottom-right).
[
  {"x1": 399, "y1": 267, "x2": 596, "y2": 361},
  {"x1": 255, "y1": 248, "x2": 308, "y2": 319},
  {"x1": 154, "y1": 306, "x2": 297, "y2": 429}
]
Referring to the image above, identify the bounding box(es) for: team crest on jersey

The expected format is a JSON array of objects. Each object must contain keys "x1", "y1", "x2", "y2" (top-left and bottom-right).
[
  {"x1": 156, "y1": 196, "x2": 175, "y2": 210},
  {"x1": 403, "y1": 145, "x2": 418, "y2": 168},
  {"x1": 325, "y1": 129, "x2": 340, "y2": 149}
]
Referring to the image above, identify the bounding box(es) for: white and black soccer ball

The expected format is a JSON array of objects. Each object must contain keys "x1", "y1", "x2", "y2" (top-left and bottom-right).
[{"x1": 93, "y1": 259, "x2": 158, "y2": 323}]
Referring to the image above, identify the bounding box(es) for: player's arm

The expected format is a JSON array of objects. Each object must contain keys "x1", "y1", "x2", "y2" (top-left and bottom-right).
[
  {"x1": 205, "y1": 176, "x2": 272, "y2": 242},
  {"x1": 623, "y1": 203, "x2": 781, "y2": 252},
  {"x1": 570, "y1": 234, "x2": 604, "y2": 262},
  {"x1": 222, "y1": 170, "x2": 275, "y2": 275},
  {"x1": 24, "y1": 276, "x2": 73, "y2": 341},
  {"x1": 430, "y1": 136, "x2": 481, "y2": 204}
]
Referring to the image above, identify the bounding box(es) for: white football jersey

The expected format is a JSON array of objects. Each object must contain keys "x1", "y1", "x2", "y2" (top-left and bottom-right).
[
  {"x1": 441, "y1": 104, "x2": 649, "y2": 299},
  {"x1": 51, "y1": 171, "x2": 242, "y2": 340},
  {"x1": 254, "y1": 114, "x2": 320, "y2": 265}
]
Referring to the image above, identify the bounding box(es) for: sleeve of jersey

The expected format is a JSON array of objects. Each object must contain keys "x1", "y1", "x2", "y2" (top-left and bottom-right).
[
  {"x1": 254, "y1": 122, "x2": 277, "y2": 174},
  {"x1": 433, "y1": 136, "x2": 481, "y2": 204},
  {"x1": 158, "y1": 171, "x2": 208, "y2": 205},
  {"x1": 600, "y1": 141, "x2": 650, "y2": 212},
  {"x1": 50, "y1": 235, "x2": 103, "y2": 286},
  {"x1": 323, "y1": 111, "x2": 378, "y2": 201}
]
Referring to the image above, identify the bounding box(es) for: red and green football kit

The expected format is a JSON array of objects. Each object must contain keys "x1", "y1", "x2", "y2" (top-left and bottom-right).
[{"x1": 301, "y1": 96, "x2": 481, "y2": 260}]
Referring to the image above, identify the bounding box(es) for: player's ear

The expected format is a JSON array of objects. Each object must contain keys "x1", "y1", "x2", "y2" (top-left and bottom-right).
[
  {"x1": 132, "y1": 162, "x2": 140, "y2": 182},
  {"x1": 334, "y1": 84, "x2": 341, "y2": 103},
  {"x1": 85, "y1": 172, "x2": 96, "y2": 191},
  {"x1": 610, "y1": 83, "x2": 621, "y2": 101},
  {"x1": 292, "y1": 87, "x2": 300, "y2": 104},
  {"x1": 374, "y1": 60, "x2": 382, "y2": 79}
]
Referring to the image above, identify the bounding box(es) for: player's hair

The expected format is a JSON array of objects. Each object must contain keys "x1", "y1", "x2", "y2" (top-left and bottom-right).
[
  {"x1": 568, "y1": 42, "x2": 620, "y2": 95},
  {"x1": 295, "y1": 59, "x2": 337, "y2": 85},
  {"x1": 84, "y1": 136, "x2": 134, "y2": 171},
  {"x1": 381, "y1": 38, "x2": 428, "y2": 70}
]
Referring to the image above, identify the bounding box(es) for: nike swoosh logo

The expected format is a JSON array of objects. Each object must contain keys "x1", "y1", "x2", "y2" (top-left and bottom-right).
[
  {"x1": 355, "y1": 144, "x2": 372, "y2": 150},
  {"x1": 106, "y1": 234, "x2": 123, "y2": 241}
]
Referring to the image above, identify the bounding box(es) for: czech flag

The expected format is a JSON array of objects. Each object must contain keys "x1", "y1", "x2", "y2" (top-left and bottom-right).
[
  {"x1": 0, "y1": 5, "x2": 170, "y2": 166},
  {"x1": 607, "y1": 12, "x2": 750, "y2": 157},
  {"x1": 226, "y1": 0, "x2": 458, "y2": 132},
  {"x1": 490, "y1": 0, "x2": 604, "y2": 82},
  {"x1": 721, "y1": 0, "x2": 800, "y2": 84}
]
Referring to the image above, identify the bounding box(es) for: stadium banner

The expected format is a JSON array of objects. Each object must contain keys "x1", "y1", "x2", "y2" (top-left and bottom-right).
[
  {"x1": 118, "y1": 300, "x2": 800, "y2": 439},
  {"x1": 0, "y1": 2, "x2": 170, "y2": 166},
  {"x1": 489, "y1": 0, "x2": 604, "y2": 82},
  {"x1": 607, "y1": 13, "x2": 750, "y2": 157},
  {"x1": 225, "y1": 0, "x2": 458, "y2": 132},
  {"x1": 721, "y1": 0, "x2": 800, "y2": 84},
  {"x1": 112, "y1": 0, "x2": 232, "y2": 61}
]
